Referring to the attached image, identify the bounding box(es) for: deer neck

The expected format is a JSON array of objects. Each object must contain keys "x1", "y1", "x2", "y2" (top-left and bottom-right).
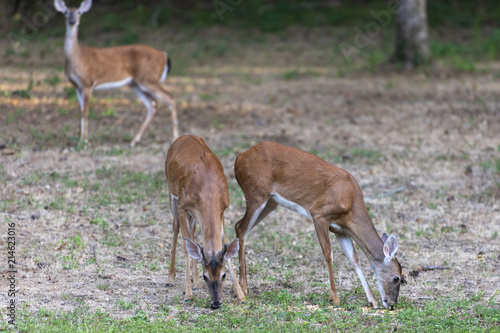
[
  {"x1": 348, "y1": 215, "x2": 386, "y2": 264},
  {"x1": 354, "y1": 230, "x2": 385, "y2": 264},
  {"x1": 349, "y1": 182, "x2": 386, "y2": 264},
  {"x1": 64, "y1": 24, "x2": 80, "y2": 59},
  {"x1": 196, "y1": 211, "x2": 223, "y2": 256}
]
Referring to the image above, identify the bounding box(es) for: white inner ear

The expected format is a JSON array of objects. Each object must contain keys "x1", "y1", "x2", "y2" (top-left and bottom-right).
[
  {"x1": 224, "y1": 239, "x2": 239, "y2": 259},
  {"x1": 54, "y1": 0, "x2": 67, "y2": 13},
  {"x1": 383, "y1": 234, "x2": 398, "y2": 260},
  {"x1": 185, "y1": 238, "x2": 203, "y2": 260},
  {"x1": 383, "y1": 244, "x2": 391, "y2": 260},
  {"x1": 79, "y1": 0, "x2": 92, "y2": 13}
]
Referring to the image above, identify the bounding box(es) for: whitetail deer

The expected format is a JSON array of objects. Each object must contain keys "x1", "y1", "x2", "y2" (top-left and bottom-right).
[
  {"x1": 54, "y1": 0, "x2": 178, "y2": 147},
  {"x1": 234, "y1": 142, "x2": 405, "y2": 309},
  {"x1": 165, "y1": 135, "x2": 245, "y2": 309}
]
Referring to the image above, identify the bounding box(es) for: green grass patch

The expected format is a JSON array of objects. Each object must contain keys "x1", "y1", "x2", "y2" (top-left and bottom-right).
[
  {"x1": 351, "y1": 148, "x2": 382, "y2": 164},
  {"x1": 89, "y1": 167, "x2": 165, "y2": 208},
  {"x1": 64, "y1": 87, "x2": 77, "y2": 103},
  {"x1": 8, "y1": 293, "x2": 500, "y2": 332},
  {"x1": 45, "y1": 75, "x2": 61, "y2": 87},
  {"x1": 281, "y1": 69, "x2": 319, "y2": 81},
  {"x1": 6, "y1": 112, "x2": 15, "y2": 125}
]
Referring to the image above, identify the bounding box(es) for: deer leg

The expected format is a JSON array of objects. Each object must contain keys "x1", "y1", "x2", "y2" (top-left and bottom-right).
[
  {"x1": 221, "y1": 215, "x2": 246, "y2": 303},
  {"x1": 235, "y1": 197, "x2": 278, "y2": 295},
  {"x1": 178, "y1": 208, "x2": 193, "y2": 301},
  {"x1": 76, "y1": 87, "x2": 91, "y2": 144},
  {"x1": 167, "y1": 193, "x2": 179, "y2": 287},
  {"x1": 335, "y1": 233, "x2": 380, "y2": 308},
  {"x1": 313, "y1": 217, "x2": 340, "y2": 305},
  {"x1": 187, "y1": 214, "x2": 200, "y2": 289},
  {"x1": 139, "y1": 82, "x2": 179, "y2": 142},
  {"x1": 130, "y1": 86, "x2": 158, "y2": 148}
]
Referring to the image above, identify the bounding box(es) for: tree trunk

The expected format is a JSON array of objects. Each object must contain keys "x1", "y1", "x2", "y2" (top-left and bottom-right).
[{"x1": 392, "y1": 0, "x2": 430, "y2": 69}]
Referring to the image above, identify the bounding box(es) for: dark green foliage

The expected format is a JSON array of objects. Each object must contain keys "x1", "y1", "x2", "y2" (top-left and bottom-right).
[{"x1": 6, "y1": 0, "x2": 500, "y2": 34}]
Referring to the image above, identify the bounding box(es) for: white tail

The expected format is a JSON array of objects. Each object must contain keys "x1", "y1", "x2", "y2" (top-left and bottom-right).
[
  {"x1": 234, "y1": 142, "x2": 405, "y2": 309},
  {"x1": 54, "y1": 0, "x2": 179, "y2": 147},
  {"x1": 165, "y1": 135, "x2": 245, "y2": 309}
]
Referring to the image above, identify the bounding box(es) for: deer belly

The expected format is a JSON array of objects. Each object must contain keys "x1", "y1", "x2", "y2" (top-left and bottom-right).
[
  {"x1": 94, "y1": 77, "x2": 132, "y2": 90},
  {"x1": 271, "y1": 193, "x2": 312, "y2": 220}
]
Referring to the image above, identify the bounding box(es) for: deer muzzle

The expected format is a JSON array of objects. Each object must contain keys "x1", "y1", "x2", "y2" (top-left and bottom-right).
[
  {"x1": 211, "y1": 300, "x2": 221, "y2": 309},
  {"x1": 209, "y1": 281, "x2": 221, "y2": 309},
  {"x1": 68, "y1": 13, "x2": 76, "y2": 25}
]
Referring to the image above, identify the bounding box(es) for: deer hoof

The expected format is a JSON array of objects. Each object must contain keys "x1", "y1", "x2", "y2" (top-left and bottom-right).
[{"x1": 165, "y1": 283, "x2": 174, "y2": 287}]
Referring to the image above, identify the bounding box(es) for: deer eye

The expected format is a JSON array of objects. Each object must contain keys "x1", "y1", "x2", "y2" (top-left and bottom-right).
[
  {"x1": 222, "y1": 273, "x2": 226, "y2": 280},
  {"x1": 393, "y1": 276, "x2": 400, "y2": 283}
]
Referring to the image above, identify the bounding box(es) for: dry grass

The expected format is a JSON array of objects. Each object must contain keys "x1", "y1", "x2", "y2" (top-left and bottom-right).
[{"x1": 0, "y1": 31, "x2": 499, "y2": 325}]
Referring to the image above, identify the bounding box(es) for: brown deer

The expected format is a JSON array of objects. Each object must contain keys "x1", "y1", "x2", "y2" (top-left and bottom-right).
[
  {"x1": 234, "y1": 142, "x2": 405, "y2": 309},
  {"x1": 165, "y1": 135, "x2": 245, "y2": 309},
  {"x1": 54, "y1": 0, "x2": 178, "y2": 147}
]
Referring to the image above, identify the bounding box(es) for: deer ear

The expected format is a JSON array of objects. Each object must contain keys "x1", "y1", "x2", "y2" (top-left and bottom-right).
[
  {"x1": 184, "y1": 238, "x2": 203, "y2": 261},
  {"x1": 224, "y1": 239, "x2": 239, "y2": 259},
  {"x1": 54, "y1": 0, "x2": 67, "y2": 13},
  {"x1": 79, "y1": 0, "x2": 92, "y2": 13},
  {"x1": 381, "y1": 232, "x2": 389, "y2": 243},
  {"x1": 383, "y1": 234, "x2": 398, "y2": 261}
]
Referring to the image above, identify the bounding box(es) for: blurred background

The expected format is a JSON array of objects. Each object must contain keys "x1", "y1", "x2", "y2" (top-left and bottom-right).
[{"x1": 1, "y1": 0, "x2": 500, "y2": 71}]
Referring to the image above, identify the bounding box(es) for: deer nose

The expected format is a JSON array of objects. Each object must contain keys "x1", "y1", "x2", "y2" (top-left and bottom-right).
[
  {"x1": 68, "y1": 18, "x2": 76, "y2": 25},
  {"x1": 387, "y1": 300, "x2": 396, "y2": 311},
  {"x1": 211, "y1": 301, "x2": 221, "y2": 309}
]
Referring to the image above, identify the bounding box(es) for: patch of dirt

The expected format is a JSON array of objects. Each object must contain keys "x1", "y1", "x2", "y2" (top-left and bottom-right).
[{"x1": 0, "y1": 45, "x2": 499, "y2": 321}]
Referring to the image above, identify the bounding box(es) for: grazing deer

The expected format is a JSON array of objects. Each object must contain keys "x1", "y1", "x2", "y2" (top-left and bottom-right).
[
  {"x1": 54, "y1": 0, "x2": 178, "y2": 147},
  {"x1": 165, "y1": 135, "x2": 245, "y2": 309},
  {"x1": 234, "y1": 142, "x2": 405, "y2": 309}
]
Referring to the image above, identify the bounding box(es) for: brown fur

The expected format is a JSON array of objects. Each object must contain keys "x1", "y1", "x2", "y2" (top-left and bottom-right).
[
  {"x1": 165, "y1": 135, "x2": 245, "y2": 308},
  {"x1": 55, "y1": 0, "x2": 178, "y2": 147},
  {"x1": 235, "y1": 142, "x2": 403, "y2": 309},
  {"x1": 66, "y1": 45, "x2": 167, "y2": 87}
]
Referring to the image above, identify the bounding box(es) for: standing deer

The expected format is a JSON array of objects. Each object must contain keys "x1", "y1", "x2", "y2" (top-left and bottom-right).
[
  {"x1": 54, "y1": 0, "x2": 178, "y2": 147},
  {"x1": 234, "y1": 142, "x2": 405, "y2": 309},
  {"x1": 165, "y1": 135, "x2": 245, "y2": 309}
]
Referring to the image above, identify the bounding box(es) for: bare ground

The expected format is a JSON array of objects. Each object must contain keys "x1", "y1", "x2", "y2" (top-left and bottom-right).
[{"x1": 0, "y1": 37, "x2": 499, "y2": 320}]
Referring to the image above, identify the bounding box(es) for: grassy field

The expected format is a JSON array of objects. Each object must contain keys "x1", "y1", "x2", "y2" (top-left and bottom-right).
[
  {"x1": 9, "y1": 296, "x2": 500, "y2": 331},
  {"x1": 1, "y1": 6, "x2": 500, "y2": 331}
]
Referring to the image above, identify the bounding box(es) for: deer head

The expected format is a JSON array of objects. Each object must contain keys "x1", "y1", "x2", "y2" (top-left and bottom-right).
[
  {"x1": 184, "y1": 238, "x2": 239, "y2": 309},
  {"x1": 54, "y1": 0, "x2": 92, "y2": 26},
  {"x1": 376, "y1": 233, "x2": 405, "y2": 310}
]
